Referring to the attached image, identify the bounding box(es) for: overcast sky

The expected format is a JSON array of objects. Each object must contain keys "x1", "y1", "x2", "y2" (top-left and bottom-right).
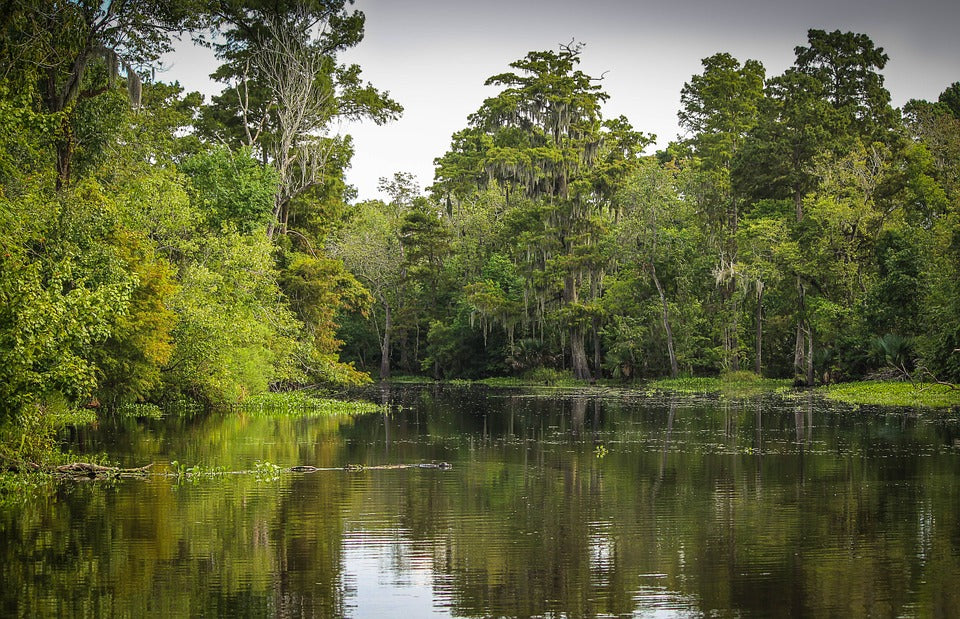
[{"x1": 162, "y1": 0, "x2": 960, "y2": 201}]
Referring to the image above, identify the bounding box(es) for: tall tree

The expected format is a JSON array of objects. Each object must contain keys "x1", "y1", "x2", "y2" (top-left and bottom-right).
[
  {"x1": 329, "y1": 174, "x2": 419, "y2": 380},
  {"x1": 614, "y1": 159, "x2": 691, "y2": 377},
  {"x1": 734, "y1": 29, "x2": 898, "y2": 384},
  {"x1": 677, "y1": 52, "x2": 765, "y2": 371},
  {"x1": 467, "y1": 43, "x2": 609, "y2": 379},
  {"x1": 793, "y1": 29, "x2": 897, "y2": 145}
]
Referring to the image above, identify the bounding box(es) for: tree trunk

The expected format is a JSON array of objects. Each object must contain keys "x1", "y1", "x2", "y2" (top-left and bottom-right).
[
  {"x1": 570, "y1": 327, "x2": 591, "y2": 380},
  {"x1": 794, "y1": 277, "x2": 806, "y2": 384},
  {"x1": 564, "y1": 274, "x2": 592, "y2": 381},
  {"x1": 591, "y1": 271, "x2": 601, "y2": 375},
  {"x1": 380, "y1": 302, "x2": 392, "y2": 380},
  {"x1": 593, "y1": 318, "x2": 602, "y2": 378},
  {"x1": 650, "y1": 263, "x2": 678, "y2": 378},
  {"x1": 794, "y1": 320, "x2": 805, "y2": 383},
  {"x1": 730, "y1": 301, "x2": 740, "y2": 372},
  {"x1": 755, "y1": 283, "x2": 764, "y2": 375}
]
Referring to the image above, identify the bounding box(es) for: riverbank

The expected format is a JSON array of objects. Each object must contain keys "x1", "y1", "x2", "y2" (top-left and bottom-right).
[
  {"x1": 389, "y1": 371, "x2": 960, "y2": 410},
  {"x1": 0, "y1": 391, "x2": 382, "y2": 479}
]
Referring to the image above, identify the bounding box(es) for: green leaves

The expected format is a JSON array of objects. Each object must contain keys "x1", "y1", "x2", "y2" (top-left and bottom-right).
[
  {"x1": 180, "y1": 146, "x2": 279, "y2": 232},
  {"x1": 0, "y1": 181, "x2": 137, "y2": 417}
]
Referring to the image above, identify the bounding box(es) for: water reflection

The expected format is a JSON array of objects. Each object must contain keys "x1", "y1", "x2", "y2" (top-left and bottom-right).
[{"x1": 1, "y1": 385, "x2": 960, "y2": 617}]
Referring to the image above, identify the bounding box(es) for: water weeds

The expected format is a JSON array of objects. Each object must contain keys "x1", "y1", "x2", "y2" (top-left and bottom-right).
[{"x1": 253, "y1": 460, "x2": 282, "y2": 482}]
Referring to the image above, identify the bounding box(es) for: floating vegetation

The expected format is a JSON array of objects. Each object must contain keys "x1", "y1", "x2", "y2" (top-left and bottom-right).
[
  {"x1": 477, "y1": 373, "x2": 587, "y2": 388},
  {"x1": 253, "y1": 460, "x2": 282, "y2": 482},
  {"x1": 819, "y1": 381, "x2": 960, "y2": 409},
  {"x1": 169, "y1": 460, "x2": 226, "y2": 481},
  {"x1": 112, "y1": 403, "x2": 165, "y2": 419},
  {"x1": 387, "y1": 375, "x2": 436, "y2": 384},
  {"x1": 50, "y1": 408, "x2": 98, "y2": 427},
  {"x1": 231, "y1": 391, "x2": 383, "y2": 416}
]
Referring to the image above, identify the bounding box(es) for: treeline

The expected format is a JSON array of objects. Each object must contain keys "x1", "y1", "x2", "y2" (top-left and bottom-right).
[
  {"x1": 2, "y1": 3, "x2": 959, "y2": 428},
  {"x1": 0, "y1": 0, "x2": 400, "y2": 425},
  {"x1": 331, "y1": 33, "x2": 960, "y2": 385}
]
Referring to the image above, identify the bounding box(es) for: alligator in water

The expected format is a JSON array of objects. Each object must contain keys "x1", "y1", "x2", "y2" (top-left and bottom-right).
[{"x1": 289, "y1": 462, "x2": 452, "y2": 473}]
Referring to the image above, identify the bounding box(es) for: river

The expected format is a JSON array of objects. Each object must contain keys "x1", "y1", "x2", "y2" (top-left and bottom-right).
[{"x1": 2, "y1": 384, "x2": 959, "y2": 617}]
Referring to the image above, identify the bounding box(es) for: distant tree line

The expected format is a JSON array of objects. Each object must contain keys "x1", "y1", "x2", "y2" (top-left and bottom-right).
[{"x1": 332, "y1": 32, "x2": 960, "y2": 387}]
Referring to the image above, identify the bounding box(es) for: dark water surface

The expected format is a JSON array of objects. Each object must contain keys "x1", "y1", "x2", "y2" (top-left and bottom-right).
[{"x1": 3, "y1": 385, "x2": 960, "y2": 618}]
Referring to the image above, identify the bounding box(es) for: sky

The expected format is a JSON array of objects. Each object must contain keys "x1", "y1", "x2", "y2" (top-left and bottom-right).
[{"x1": 161, "y1": 0, "x2": 960, "y2": 201}]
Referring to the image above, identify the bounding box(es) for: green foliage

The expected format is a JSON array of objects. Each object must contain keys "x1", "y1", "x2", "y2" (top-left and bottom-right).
[
  {"x1": 422, "y1": 316, "x2": 489, "y2": 379},
  {"x1": 0, "y1": 181, "x2": 137, "y2": 417},
  {"x1": 199, "y1": 0, "x2": 401, "y2": 234},
  {"x1": 0, "y1": 392, "x2": 97, "y2": 471},
  {"x1": 164, "y1": 231, "x2": 300, "y2": 403},
  {"x1": 650, "y1": 373, "x2": 790, "y2": 396},
  {"x1": 169, "y1": 460, "x2": 227, "y2": 481},
  {"x1": 89, "y1": 230, "x2": 178, "y2": 406},
  {"x1": 0, "y1": 1, "x2": 398, "y2": 462},
  {"x1": 237, "y1": 391, "x2": 381, "y2": 416},
  {"x1": 2, "y1": 13, "x2": 960, "y2": 444},
  {"x1": 253, "y1": 460, "x2": 282, "y2": 482},
  {"x1": 820, "y1": 381, "x2": 960, "y2": 409},
  {"x1": 278, "y1": 249, "x2": 372, "y2": 386},
  {"x1": 180, "y1": 147, "x2": 279, "y2": 232},
  {"x1": 863, "y1": 229, "x2": 923, "y2": 337}
]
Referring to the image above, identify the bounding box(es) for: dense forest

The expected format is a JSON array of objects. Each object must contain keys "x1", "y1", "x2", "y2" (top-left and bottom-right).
[{"x1": 2, "y1": 0, "x2": 959, "y2": 430}]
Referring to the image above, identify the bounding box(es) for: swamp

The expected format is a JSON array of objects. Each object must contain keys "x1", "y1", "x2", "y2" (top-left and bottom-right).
[
  {"x1": 2, "y1": 384, "x2": 959, "y2": 617},
  {"x1": 3, "y1": 3, "x2": 960, "y2": 617}
]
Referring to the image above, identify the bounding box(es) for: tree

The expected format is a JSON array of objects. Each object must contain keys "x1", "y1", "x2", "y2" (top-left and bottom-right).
[
  {"x1": 201, "y1": 0, "x2": 401, "y2": 239},
  {"x1": 0, "y1": 180, "x2": 139, "y2": 416},
  {"x1": 733, "y1": 29, "x2": 898, "y2": 384},
  {"x1": 2, "y1": 0, "x2": 200, "y2": 188},
  {"x1": 793, "y1": 29, "x2": 898, "y2": 145},
  {"x1": 179, "y1": 146, "x2": 279, "y2": 232},
  {"x1": 467, "y1": 43, "x2": 610, "y2": 379},
  {"x1": 904, "y1": 86, "x2": 960, "y2": 382},
  {"x1": 736, "y1": 200, "x2": 799, "y2": 375},
  {"x1": 278, "y1": 251, "x2": 371, "y2": 386},
  {"x1": 613, "y1": 159, "x2": 691, "y2": 377},
  {"x1": 677, "y1": 52, "x2": 765, "y2": 372},
  {"x1": 329, "y1": 186, "x2": 409, "y2": 380}
]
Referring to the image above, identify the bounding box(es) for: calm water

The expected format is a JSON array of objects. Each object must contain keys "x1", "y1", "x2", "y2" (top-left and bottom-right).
[{"x1": 3, "y1": 385, "x2": 960, "y2": 618}]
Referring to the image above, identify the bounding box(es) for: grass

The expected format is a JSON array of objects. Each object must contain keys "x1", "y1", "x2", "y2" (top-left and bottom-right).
[
  {"x1": 386, "y1": 374, "x2": 436, "y2": 384},
  {"x1": 233, "y1": 390, "x2": 383, "y2": 416},
  {"x1": 819, "y1": 381, "x2": 960, "y2": 409},
  {"x1": 650, "y1": 371, "x2": 791, "y2": 396},
  {"x1": 112, "y1": 402, "x2": 165, "y2": 419},
  {"x1": 477, "y1": 368, "x2": 590, "y2": 388}
]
